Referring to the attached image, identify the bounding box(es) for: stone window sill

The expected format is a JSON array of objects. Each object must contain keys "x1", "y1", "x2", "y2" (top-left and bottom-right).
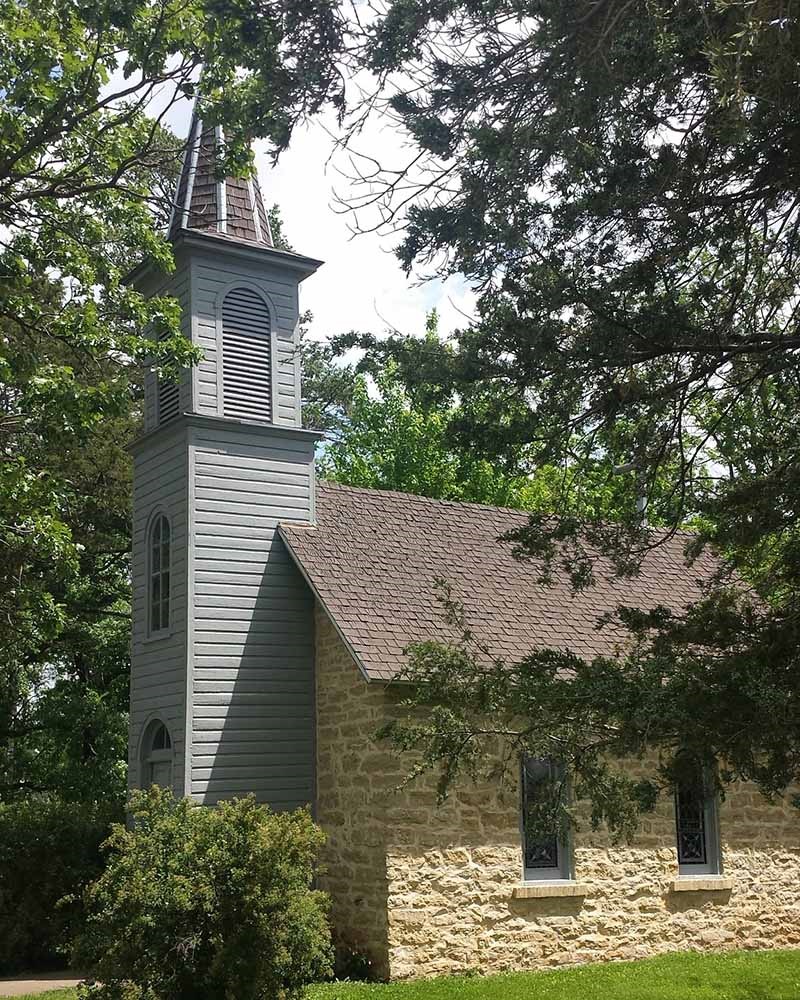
[
  {"x1": 671, "y1": 877, "x2": 735, "y2": 892},
  {"x1": 513, "y1": 882, "x2": 590, "y2": 899}
]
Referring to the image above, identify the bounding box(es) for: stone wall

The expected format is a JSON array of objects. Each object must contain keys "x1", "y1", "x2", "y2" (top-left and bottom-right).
[{"x1": 314, "y1": 604, "x2": 800, "y2": 981}]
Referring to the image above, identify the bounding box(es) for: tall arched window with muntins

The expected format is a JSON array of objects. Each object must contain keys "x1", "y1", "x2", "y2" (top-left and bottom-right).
[
  {"x1": 141, "y1": 720, "x2": 173, "y2": 789},
  {"x1": 221, "y1": 287, "x2": 272, "y2": 421},
  {"x1": 149, "y1": 514, "x2": 170, "y2": 634}
]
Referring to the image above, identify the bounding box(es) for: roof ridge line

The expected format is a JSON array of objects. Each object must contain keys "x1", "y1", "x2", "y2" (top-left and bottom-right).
[
  {"x1": 316, "y1": 479, "x2": 534, "y2": 518},
  {"x1": 315, "y1": 480, "x2": 702, "y2": 541}
]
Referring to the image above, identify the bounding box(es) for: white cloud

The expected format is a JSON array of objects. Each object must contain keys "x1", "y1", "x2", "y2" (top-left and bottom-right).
[{"x1": 257, "y1": 116, "x2": 476, "y2": 342}]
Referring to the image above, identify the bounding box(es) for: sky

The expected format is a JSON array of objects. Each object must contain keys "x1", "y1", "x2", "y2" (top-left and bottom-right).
[{"x1": 170, "y1": 99, "x2": 477, "y2": 344}]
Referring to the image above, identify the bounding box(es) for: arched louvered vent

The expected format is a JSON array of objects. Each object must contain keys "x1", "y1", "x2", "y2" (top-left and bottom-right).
[{"x1": 221, "y1": 287, "x2": 272, "y2": 421}]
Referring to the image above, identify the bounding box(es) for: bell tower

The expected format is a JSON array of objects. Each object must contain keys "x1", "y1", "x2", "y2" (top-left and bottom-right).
[{"x1": 128, "y1": 111, "x2": 323, "y2": 808}]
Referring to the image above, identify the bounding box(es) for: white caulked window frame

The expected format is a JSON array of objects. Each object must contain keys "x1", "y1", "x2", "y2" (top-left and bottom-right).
[{"x1": 141, "y1": 719, "x2": 174, "y2": 790}]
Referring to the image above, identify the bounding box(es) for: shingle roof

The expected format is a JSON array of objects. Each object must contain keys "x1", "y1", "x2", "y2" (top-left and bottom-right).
[
  {"x1": 168, "y1": 112, "x2": 273, "y2": 247},
  {"x1": 279, "y1": 482, "x2": 717, "y2": 682}
]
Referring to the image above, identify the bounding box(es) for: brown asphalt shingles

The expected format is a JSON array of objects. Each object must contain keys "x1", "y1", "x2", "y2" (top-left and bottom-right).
[{"x1": 280, "y1": 482, "x2": 717, "y2": 682}]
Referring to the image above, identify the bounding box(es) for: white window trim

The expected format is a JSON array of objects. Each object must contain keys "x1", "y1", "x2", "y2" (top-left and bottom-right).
[
  {"x1": 140, "y1": 719, "x2": 174, "y2": 791},
  {"x1": 147, "y1": 512, "x2": 172, "y2": 638}
]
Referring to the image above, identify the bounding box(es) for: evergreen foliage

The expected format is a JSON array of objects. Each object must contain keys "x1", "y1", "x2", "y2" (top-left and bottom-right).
[
  {"x1": 4, "y1": 0, "x2": 800, "y2": 842},
  {"x1": 321, "y1": 2, "x2": 800, "y2": 822},
  {"x1": 0, "y1": 798, "x2": 118, "y2": 973}
]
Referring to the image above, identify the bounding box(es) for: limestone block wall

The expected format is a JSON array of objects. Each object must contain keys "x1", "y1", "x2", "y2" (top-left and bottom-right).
[{"x1": 314, "y1": 604, "x2": 800, "y2": 981}]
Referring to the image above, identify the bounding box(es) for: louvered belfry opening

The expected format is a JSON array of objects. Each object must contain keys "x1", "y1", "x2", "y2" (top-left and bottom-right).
[
  {"x1": 157, "y1": 328, "x2": 180, "y2": 425},
  {"x1": 221, "y1": 287, "x2": 272, "y2": 421},
  {"x1": 158, "y1": 377, "x2": 180, "y2": 424}
]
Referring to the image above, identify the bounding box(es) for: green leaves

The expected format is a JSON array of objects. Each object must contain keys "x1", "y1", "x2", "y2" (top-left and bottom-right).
[
  {"x1": 329, "y1": 2, "x2": 800, "y2": 826},
  {"x1": 75, "y1": 789, "x2": 332, "y2": 1000},
  {"x1": 315, "y1": 314, "x2": 558, "y2": 508},
  {"x1": 0, "y1": 0, "x2": 343, "y2": 810}
]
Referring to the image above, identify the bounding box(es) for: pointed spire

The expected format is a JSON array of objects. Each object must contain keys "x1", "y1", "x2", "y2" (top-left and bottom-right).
[{"x1": 169, "y1": 111, "x2": 274, "y2": 247}]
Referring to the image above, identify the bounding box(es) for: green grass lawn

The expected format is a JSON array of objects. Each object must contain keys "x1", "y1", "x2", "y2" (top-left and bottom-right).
[
  {"x1": 8, "y1": 994, "x2": 79, "y2": 1000},
  {"x1": 6, "y1": 950, "x2": 800, "y2": 1000}
]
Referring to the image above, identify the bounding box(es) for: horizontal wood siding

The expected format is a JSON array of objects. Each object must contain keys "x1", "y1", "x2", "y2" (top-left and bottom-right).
[
  {"x1": 276, "y1": 329, "x2": 300, "y2": 426},
  {"x1": 191, "y1": 251, "x2": 302, "y2": 427},
  {"x1": 189, "y1": 423, "x2": 315, "y2": 809},
  {"x1": 129, "y1": 424, "x2": 188, "y2": 795}
]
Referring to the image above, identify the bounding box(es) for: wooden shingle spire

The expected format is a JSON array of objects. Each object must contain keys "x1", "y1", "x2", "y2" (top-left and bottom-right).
[{"x1": 168, "y1": 111, "x2": 273, "y2": 247}]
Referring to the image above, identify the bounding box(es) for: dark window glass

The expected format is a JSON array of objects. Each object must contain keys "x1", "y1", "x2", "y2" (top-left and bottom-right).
[
  {"x1": 151, "y1": 723, "x2": 171, "y2": 752},
  {"x1": 676, "y1": 770, "x2": 709, "y2": 866},
  {"x1": 149, "y1": 515, "x2": 171, "y2": 633},
  {"x1": 521, "y1": 757, "x2": 564, "y2": 876}
]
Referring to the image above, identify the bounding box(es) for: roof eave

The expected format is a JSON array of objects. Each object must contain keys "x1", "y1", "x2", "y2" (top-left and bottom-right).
[
  {"x1": 122, "y1": 229, "x2": 323, "y2": 289},
  {"x1": 175, "y1": 230, "x2": 323, "y2": 279},
  {"x1": 277, "y1": 523, "x2": 376, "y2": 684},
  {"x1": 123, "y1": 255, "x2": 164, "y2": 290},
  {"x1": 129, "y1": 413, "x2": 324, "y2": 456}
]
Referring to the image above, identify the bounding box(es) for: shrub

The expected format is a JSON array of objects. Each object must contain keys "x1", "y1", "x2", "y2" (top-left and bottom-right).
[
  {"x1": 0, "y1": 797, "x2": 119, "y2": 973},
  {"x1": 333, "y1": 939, "x2": 377, "y2": 982},
  {"x1": 74, "y1": 787, "x2": 333, "y2": 1000}
]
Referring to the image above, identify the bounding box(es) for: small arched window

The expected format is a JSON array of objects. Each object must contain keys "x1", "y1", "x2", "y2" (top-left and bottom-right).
[
  {"x1": 142, "y1": 720, "x2": 173, "y2": 789},
  {"x1": 221, "y1": 287, "x2": 272, "y2": 421},
  {"x1": 149, "y1": 514, "x2": 170, "y2": 633}
]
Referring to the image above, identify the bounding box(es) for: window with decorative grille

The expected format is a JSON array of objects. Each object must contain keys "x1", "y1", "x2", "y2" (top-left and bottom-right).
[
  {"x1": 675, "y1": 764, "x2": 721, "y2": 876},
  {"x1": 221, "y1": 287, "x2": 272, "y2": 421},
  {"x1": 521, "y1": 756, "x2": 571, "y2": 881}
]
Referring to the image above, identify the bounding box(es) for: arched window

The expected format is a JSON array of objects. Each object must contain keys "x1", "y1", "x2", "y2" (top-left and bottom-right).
[
  {"x1": 141, "y1": 720, "x2": 173, "y2": 789},
  {"x1": 149, "y1": 514, "x2": 170, "y2": 633},
  {"x1": 221, "y1": 287, "x2": 272, "y2": 421}
]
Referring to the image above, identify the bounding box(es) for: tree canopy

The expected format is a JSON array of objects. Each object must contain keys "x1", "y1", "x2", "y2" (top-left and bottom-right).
[
  {"x1": 316, "y1": 312, "x2": 555, "y2": 507},
  {"x1": 4, "y1": 0, "x2": 800, "y2": 831},
  {"x1": 331, "y1": 1, "x2": 800, "y2": 826},
  {"x1": 0, "y1": 0, "x2": 339, "y2": 803}
]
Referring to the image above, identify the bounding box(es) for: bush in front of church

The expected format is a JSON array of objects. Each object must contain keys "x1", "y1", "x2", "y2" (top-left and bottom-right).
[{"x1": 74, "y1": 786, "x2": 332, "y2": 1000}]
